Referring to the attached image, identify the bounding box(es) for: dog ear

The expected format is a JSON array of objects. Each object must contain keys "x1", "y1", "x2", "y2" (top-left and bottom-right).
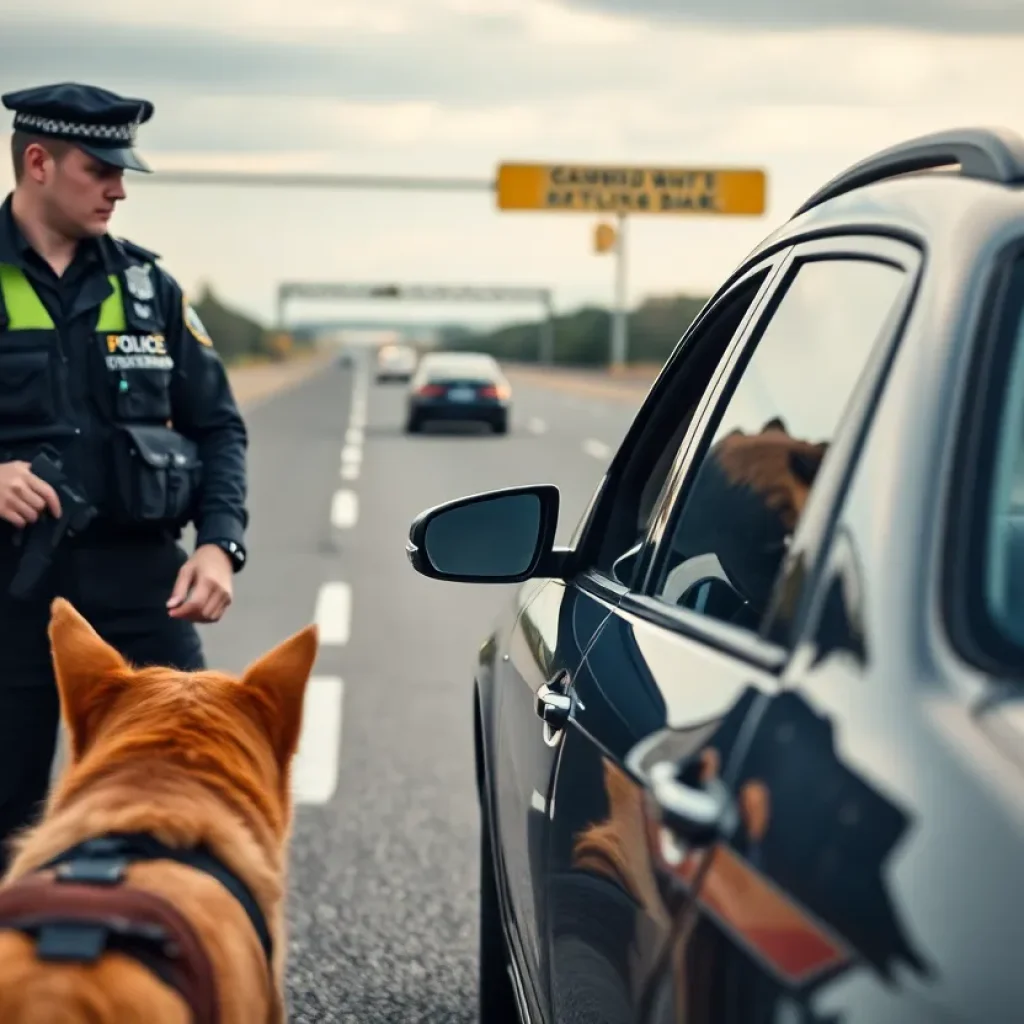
[
  {"x1": 789, "y1": 443, "x2": 827, "y2": 487},
  {"x1": 48, "y1": 598, "x2": 130, "y2": 761},
  {"x1": 240, "y1": 625, "x2": 319, "y2": 769},
  {"x1": 763, "y1": 416, "x2": 788, "y2": 434}
]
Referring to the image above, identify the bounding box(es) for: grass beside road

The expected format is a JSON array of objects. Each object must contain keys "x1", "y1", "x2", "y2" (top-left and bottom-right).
[
  {"x1": 503, "y1": 362, "x2": 662, "y2": 403},
  {"x1": 225, "y1": 347, "x2": 337, "y2": 409}
]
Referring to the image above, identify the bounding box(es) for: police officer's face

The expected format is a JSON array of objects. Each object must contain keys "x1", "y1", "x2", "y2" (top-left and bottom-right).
[{"x1": 42, "y1": 146, "x2": 126, "y2": 238}]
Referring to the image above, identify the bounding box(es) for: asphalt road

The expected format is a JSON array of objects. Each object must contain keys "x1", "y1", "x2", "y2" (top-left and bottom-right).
[{"x1": 195, "y1": 355, "x2": 644, "y2": 1022}]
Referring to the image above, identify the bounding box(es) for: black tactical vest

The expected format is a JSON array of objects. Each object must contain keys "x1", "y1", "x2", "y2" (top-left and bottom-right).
[{"x1": 0, "y1": 261, "x2": 199, "y2": 528}]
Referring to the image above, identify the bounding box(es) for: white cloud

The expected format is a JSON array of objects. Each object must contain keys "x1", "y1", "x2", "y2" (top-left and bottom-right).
[
  {"x1": 1, "y1": 1, "x2": 1023, "y2": 332},
  {"x1": 564, "y1": 0, "x2": 1024, "y2": 33}
]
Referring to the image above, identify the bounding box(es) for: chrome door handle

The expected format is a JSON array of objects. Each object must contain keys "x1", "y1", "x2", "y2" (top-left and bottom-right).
[
  {"x1": 535, "y1": 670, "x2": 572, "y2": 732},
  {"x1": 537, "y1": 689, "x2": 572, "y2": 728}
]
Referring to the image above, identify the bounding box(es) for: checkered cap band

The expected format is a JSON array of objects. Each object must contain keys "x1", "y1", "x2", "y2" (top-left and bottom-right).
[{"x1": 13, "y1": 112, "x2": 138, "y2": 144}]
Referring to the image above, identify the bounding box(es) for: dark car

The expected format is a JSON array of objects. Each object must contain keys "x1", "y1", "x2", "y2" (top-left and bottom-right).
[
  {"x1": 406, "y1": 128, "x2": 1024, "y2": 1024},
  {"x1": 405, "y1": 351, "x2": 511, "y2": 434}
]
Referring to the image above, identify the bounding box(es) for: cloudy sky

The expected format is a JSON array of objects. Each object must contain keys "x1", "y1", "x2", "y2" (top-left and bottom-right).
[{"x1": 1, "y1": 0, "x2": 1023, "y2": 333}]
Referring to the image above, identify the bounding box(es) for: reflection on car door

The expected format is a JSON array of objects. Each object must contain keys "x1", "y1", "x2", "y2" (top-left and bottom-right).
[
  {"x1": 637, "y1": 238, "x2": 923, "y2": 1022},
  {"x1": 492, "y1": 576, "x2": 615, "y2": 1020},
  {"x1": 543, "y1": 601, "x2": 783, "y2": 1023}
]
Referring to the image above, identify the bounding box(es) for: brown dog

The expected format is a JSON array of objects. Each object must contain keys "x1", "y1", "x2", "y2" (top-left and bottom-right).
[
  {"x1": 0, "y1": 597, "x2": 318, "y2": 1023},
  {"x1": 713, "y1": 417, "x2": 829, "y2": 534}
]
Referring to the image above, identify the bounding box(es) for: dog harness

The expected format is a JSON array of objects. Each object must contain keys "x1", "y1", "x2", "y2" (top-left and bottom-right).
[{"x1": 0, "y1": 832, "x2": 273, "y2": 1023}]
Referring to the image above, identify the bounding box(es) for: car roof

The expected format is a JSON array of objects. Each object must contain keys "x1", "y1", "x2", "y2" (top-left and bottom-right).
[
  {"x1": 738, "y1": 127, "x2": 1024, "y2": 276},
  {"x1": 420, "y1": 351, "x2": 500, "y2": 370},
  {"x1": 422, "y1": 350, "x2": 496, "y2": 361}
]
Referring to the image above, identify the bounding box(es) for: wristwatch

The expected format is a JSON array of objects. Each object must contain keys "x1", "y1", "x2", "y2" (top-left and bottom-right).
[{"x1": 210, "y1": 539, "x2": 246, "y2": 573}]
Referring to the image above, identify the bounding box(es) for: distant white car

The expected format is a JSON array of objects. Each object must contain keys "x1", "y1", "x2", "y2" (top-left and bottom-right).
[{"x1": 375, "y1": 344, "x2": 418, "y2": 383}]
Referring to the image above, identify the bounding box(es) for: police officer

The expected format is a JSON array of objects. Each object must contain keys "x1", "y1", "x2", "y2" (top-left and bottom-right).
[{"x1": 0, "y1": 83, "x2": 249, "y2": 872}]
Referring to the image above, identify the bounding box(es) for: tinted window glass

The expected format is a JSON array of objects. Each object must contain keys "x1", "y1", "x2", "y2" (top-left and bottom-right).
[
  {"x1": 593, "y1": 272, "x2": 770, "y2": 583},
  {"x1": 980, "y1": 260, "x2": 1024, "y2": 646},
  {"x1": 652, "y1": 257, "x2": 906, "y2": 631}
]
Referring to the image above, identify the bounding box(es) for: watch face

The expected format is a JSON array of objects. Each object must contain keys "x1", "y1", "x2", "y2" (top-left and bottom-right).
[{"x1": 217, "y1": 541, "x2": 244, "y2": 569}]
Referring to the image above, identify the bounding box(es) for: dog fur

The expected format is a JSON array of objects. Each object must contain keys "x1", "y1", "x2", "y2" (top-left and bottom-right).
[
  {"x1": 713, "y1": 417, "x2": 829, "y2": 534},
  {"x1": 0, "y1": 597, "x2": 318, "y2": 1024}
]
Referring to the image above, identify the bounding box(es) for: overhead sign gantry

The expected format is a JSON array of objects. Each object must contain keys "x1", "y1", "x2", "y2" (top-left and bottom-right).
[{"x1": 276, "y1": 282, "x2": 557, "y2": 364}]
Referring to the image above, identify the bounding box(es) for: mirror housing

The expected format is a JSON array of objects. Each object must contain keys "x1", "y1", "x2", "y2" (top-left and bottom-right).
[{"x1": 406, "y1": 484, "x2": 568, "y2": 583}]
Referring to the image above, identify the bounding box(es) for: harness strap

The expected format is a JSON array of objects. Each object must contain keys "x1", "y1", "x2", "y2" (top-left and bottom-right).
[
  {"x1": 43, "y1": 833, "x2": 274, "y2": 962},
  {"x1": 0, "y1": 876, "x2": 218, "y2": 1023}
]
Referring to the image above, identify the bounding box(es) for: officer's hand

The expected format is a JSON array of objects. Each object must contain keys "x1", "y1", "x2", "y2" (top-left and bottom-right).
[
  {"x1": 0, "y1": 461, "x2": 62, "y2": 528},
  {"x1": 166, "y1": 544, "x2": 234, "y2": 623}
]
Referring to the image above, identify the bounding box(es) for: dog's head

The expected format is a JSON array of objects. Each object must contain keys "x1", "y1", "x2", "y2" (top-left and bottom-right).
[
  {"x1": 45, "y1": 598, "x2": 319, "y2": 837},
  {"x1": 671, "y1": 418, "x2": 829, "y2": 617},
  {"x1": 712, "y1": 416, "x2": 829, "y2": 534}
]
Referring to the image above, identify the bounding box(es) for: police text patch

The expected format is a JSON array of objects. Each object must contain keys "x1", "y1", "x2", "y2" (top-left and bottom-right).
[{"x1": 105, "y1": 333, "x2": 174, "y2": 371}]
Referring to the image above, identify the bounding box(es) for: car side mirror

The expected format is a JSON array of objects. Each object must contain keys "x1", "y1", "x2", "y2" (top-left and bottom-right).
[{"x1": 406, "y1": 484, "x2": 564, "y2": 582}]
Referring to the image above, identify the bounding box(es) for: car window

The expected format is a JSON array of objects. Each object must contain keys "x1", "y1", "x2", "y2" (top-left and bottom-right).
[
  {"x1": 650, "y1": 256, "x2": 907, "y2": 632},
  {"x1": 978, "y1": 256, "x2": 1024, "y2": 650},
  {"x1": 589, "y1": 268, "x2": 774, "y2": 586}
]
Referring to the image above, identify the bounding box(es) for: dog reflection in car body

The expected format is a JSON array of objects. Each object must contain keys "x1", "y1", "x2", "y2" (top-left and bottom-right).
[{"x1": 0, "y1": 598, "x2": 318, "y2": 1024}]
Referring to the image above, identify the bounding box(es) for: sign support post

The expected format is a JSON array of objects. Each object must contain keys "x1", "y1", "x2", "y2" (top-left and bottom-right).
[{"x1": 611, "y1": 212, "x2": 628, "y2": 371}]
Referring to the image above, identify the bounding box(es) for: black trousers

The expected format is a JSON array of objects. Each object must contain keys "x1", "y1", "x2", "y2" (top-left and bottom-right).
[{"x1": 0, "y1": 533, "x2": 205, "y2": 874}]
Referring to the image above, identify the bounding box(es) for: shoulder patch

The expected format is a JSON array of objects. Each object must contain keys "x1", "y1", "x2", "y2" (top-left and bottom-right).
[{"x1": 183, "y1": 295, "x2": 214, "y2": 348}]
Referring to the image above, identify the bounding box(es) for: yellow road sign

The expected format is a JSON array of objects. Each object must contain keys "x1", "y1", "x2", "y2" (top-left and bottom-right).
[
  {"x1": 594, "y1": 222, "x2": 617, "y2": 253},
  {"x1": 497, "y1": 163, "x2": 766, "y2": 216}
]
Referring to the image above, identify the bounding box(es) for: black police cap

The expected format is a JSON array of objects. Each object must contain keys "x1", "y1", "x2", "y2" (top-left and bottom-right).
[{"x1": 1, "y1": 82, "x2": 154, "y2": 173}]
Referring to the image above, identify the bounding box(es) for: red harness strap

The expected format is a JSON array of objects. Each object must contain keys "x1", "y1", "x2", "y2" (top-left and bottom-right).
[{"x1": 0, "y1": 874, "x2": 219, "y2": 1023}]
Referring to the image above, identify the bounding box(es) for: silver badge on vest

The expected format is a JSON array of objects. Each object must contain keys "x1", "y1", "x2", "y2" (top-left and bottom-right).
[{"x1": 125, "y1": 264, "x2": 155, "y2": 302}]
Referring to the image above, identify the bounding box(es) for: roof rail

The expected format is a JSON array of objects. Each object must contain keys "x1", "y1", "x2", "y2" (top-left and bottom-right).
[{"x1": 792, "y1": 127, "x2": 1024, "y2": 219}]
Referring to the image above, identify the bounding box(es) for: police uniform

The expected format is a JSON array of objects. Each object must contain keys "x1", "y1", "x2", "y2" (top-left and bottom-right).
[{"x1": 0, "y1": 83, "x2": 249, "y2": 870}]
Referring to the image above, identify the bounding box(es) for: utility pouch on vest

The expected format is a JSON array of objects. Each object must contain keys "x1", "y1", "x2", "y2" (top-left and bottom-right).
[{"x1": 108, "y1": 425, "x2": 202, "y2": 528}]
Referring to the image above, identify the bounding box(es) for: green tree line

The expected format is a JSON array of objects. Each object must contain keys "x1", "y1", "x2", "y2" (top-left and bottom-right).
[
  {"x1": 438, "y1": 291, "x2": 710, "y2": 367},
  {"x1": 191, "y1": 284, "x2": 310, "y2": 365}
]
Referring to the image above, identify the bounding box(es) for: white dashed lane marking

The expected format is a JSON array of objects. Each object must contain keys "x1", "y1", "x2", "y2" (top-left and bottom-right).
[
  {"x1": 315, "y1": 582, "x2": 352, "y2": 645},
  {"x1": 583, "y1": 438, "x2": 611, "y2": 459},
  {"x1": 291, "y1": 676, "x2": 345, "y2": 805},
  {"x1": 330, "y1": 490, "x2": 359, "y2": 529}
]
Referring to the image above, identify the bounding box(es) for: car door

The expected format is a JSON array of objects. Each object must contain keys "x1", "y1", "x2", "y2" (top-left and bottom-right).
[
  {"x1": 537, "y1": 256, "x2": 793, "y2": 1023},
  {"x1": 628, "y1": 235, "x2": 924, "y2": 1023},
  {"x1": 491, "y1": 573, "x2": 616, "y2": 1022}
]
